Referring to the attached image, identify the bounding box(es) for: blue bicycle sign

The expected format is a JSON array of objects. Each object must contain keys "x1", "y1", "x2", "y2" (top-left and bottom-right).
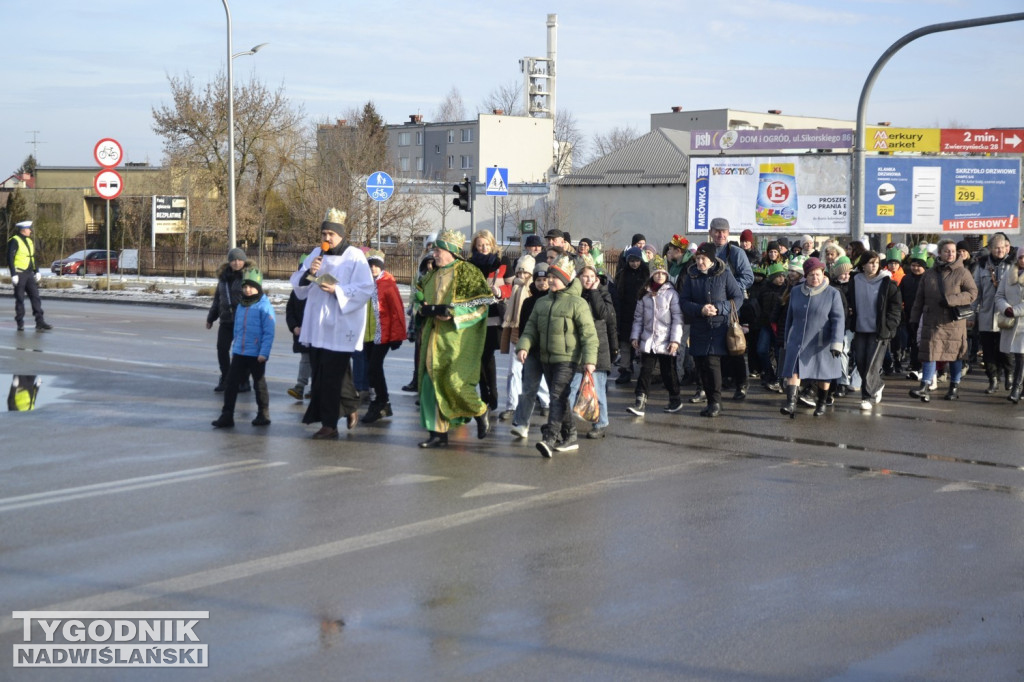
[{"x1": 365, "y1": 171, "x2": 394, "y2": 202}]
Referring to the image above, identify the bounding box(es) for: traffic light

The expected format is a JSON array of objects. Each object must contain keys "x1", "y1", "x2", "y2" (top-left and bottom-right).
[{"x1": 453, "y1": 178, "x2": 472, "y2": 213}]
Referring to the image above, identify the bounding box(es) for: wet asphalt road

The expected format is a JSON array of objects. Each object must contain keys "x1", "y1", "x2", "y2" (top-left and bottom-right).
[{"x1": 0, "y1": 298, "x2": 1022, "y2": 681}]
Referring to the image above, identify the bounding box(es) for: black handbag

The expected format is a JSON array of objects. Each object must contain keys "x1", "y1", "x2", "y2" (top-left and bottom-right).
[{"x1": 952, "y1": 305, "x2": 974, "y2": 321}]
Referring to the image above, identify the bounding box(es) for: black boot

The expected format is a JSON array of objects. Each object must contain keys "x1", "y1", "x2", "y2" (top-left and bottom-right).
[
  {"x1": 627, "y1": 393, "x2": 647, "y2": 416},
  {"x1": 614, "y1": 369, "x2": 632, "y2": 385},
  {"x1": 361, "y1": 401, "x2": 393, "y2": 424},
  {"x1": 1008, "y1": 363, "x2": 1024, "y2": 404},
  {"x1": 985, "y1": 376, "x2": 999, "y2": 394},
  {"x1": 688, "y1": 387, "x2": 706, "y2": 404},
  {"x1": 812, "y1": 386, "x2": 829, "y2": 416},
  {"x1": 909, "y1": 381, "x2": 931, "y2": 402},
  {"x1": 780, "y1": 384, "x2": 799, "y2": 418},
  {"x1": 211, "y1": 413, "x2": 234, "y2": 428},
  {"x1": 944, "y1": 382, "x2": 960, "y2": 401},
  {"x1": 475, "y1": 411, "x2": 490, "y2": 439},
  {"x1": 418, "y1": 431, "x2": 448, "y2": 448},
  {"x1": 700, "y1": 402, "x2": 721, "y2": 418},
  {"x1": 214, "y1": 376, "x2": 226, "y2": 393}
]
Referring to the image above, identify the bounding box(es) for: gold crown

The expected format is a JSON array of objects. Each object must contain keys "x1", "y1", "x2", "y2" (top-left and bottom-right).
[
  {"x1": 323, "y1": 208, "x2": 347, "y2": 225},
  {"x1": 435, "y1": 229, "x2": 465, "y2": 253}
]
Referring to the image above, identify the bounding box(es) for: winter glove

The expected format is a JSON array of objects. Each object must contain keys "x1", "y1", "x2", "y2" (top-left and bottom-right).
[
  {"x1": 830, "y1": 349, "x2": 841, "y2": 358},
  {"x1": 389, "y1": 341, "x2": 403, "y2": 351},
  {"x1": 10, "y1": 275, "x2": 18, "y2": 285},
  {"x1": 34, "y1": 272, "x2": 41, "y2": 283},
  {"x1": 1006, "y1": 307, "x2": 1015, "y2": 318}
]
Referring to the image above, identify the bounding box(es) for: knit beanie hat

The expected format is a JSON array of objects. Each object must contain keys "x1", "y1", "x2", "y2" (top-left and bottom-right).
[
  {"x1": 227, "y1": 247, "x2": 247, "y2": 262},
  {"x1": 696, "y1": 242, "x2": 717, "y2": 260},
  {"x1": 624, "y1": 246, "x2": 644, "y2": 262},
  {"x1": 803, "y1": 257, "x2": 825, "y2": 276},
  {"x1": 516, "y1": 254, "x2": 536, "y2": 275},
  {"x1": 766, "y1": 240, "x2": 780, "y2": 253},
  {"x1": 831, "y1": 256, "x2": 853, "y2": 278},
  {"x1": 548, "y1": 253, "x2": 576, "y2": 286},
  {"x1": 631, "y1": 233, "x2": 646, "y2": 246},
  {"x1": 740, "y1": 229, "x2": 754, "y2": 243}
]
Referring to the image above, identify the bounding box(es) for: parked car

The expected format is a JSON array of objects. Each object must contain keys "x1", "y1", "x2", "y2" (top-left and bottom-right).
[{"x1": 50, "y1": 250, "x2": 119, "y2": 276}]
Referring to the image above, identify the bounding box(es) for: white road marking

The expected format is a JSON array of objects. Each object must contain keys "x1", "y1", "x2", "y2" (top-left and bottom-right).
[
  {"x1": 0, "y1": 460, "x2": 710, "y2": 627},
  {"x1": 382, "y1": 474, "x2": 448, "y2": 485},
  {"x1": 0, "y1": 460, "x2": 286, "y2": 513},
  {"x1": 289, "y1": 466, "x2": 361, "y2": 479},
  {"x1": 462, "y1": 482, "x2": 538, "y2": 498}
]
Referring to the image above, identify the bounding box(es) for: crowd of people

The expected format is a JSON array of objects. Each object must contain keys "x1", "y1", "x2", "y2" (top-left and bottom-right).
[{"x1": 205, "y1": 208, "x2": 1024, "y2": 455}]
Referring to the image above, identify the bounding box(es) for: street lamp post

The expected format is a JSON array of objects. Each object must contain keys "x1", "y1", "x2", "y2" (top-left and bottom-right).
[{"x1": 221, "y1": 0, "x2": 267, "y2": 250}]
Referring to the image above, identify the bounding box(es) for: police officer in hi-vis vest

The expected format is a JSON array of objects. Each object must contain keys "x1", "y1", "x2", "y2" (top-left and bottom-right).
[{"x1": 6, "y1": 221, "x2": 52, "y2": 331}]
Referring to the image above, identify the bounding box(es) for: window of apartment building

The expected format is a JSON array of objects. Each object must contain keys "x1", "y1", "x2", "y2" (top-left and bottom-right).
[
  {"x1": 416, "y1": 157, "x2": 423, "y2": 172},
  {"x1": 460, "y1": 155, "x2": 472, "y2": 170},
  {"x1": 399, "y1": 157, "x2": 410, "y2": 171},
  {"x1": 461, "y1": 128, "x2": 473, "y2": 143},
  {"x1": 434, "y1": 144, "x2": 441, "y2": 154},
  {"x1": 398, "y1": 132, "x2": 411, "y2": 146},
  {"x1": 416, "y1": 131, "x2": 423, "y2": 145},
  {"x1": 448, "y1": 155, "x2": 455, "y2": 169},
  {"x1": 447, "y1": 130, "x2": 455, "y2": 143}
]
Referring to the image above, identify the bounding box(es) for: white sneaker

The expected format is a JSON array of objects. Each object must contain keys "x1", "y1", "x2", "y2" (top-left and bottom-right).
[
  {"x1": 929, "y1": 377, "x2": 938, "y2": 390},
  {"x1": 873, "y1": 385, "x2": 884, "y2": 404},
  {"x1": 510, "y1": 423, "x2": 530, "y2": 440},
  {"x1": 907, "y1": 370, "x2": 921, "y2": 381},
  {"x1": 860, "y1": 399, "x2": 872, "y2": 411}
]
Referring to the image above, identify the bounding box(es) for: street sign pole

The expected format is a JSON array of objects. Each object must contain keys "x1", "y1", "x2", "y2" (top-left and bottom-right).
[
  {"x1": 105, "y1": 200, "x2": 111, "y2": 290},
  {"x1": 377, "y1": 201, "x2": 382, "y2": 250}
]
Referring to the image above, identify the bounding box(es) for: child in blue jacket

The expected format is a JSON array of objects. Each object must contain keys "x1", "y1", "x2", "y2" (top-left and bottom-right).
[{"x1": 213, "y1": 268, "x2": 275, "y2": 428}]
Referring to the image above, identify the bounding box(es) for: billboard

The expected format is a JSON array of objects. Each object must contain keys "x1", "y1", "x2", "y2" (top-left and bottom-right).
[
  {"x1": 865, "y1": 157, "x2": 1021, "y2": 234},
  {"x1": 152, "y1": 196, "x2": 187, "y2": 235},
  {"x1": 688, "y1": 155, "x2": 851, "y2": 235}
]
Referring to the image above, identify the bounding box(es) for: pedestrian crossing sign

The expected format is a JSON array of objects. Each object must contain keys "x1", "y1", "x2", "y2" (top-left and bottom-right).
[{"x1": 485, "y1": 167, "x2": 509, "y2": 196}]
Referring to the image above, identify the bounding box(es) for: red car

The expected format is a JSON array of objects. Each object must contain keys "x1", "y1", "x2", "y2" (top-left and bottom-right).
[{"x1": 50, "y1": 250, "x2": 119, "y2": 276}]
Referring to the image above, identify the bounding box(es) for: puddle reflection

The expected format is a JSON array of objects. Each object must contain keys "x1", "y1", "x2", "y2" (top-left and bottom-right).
[
  {"x1": 3, "y1": 375, "x2": 68, "y2": 411},
  {"x1": 8, "y1": 375, "x2": 41, "y2": 411}
]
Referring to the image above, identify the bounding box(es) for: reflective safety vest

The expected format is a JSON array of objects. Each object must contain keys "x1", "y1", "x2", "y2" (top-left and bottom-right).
[{"x1": 10, "y1": 235, "x2": 35, "y2": 272}]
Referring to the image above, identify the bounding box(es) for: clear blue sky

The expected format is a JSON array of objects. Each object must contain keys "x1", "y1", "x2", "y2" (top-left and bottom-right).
[{"x1": 3, "y1": 0, "x2": 1023, "y2": 178}]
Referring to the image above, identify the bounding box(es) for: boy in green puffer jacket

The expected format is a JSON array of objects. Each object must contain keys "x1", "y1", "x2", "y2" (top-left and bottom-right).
[{"x1": 516, "y1": 254, "x2": 598, "y2": 458}]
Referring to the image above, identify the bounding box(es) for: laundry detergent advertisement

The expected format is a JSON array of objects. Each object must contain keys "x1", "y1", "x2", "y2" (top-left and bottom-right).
[
  {"x1": 865, "y1": 157, "x2": 1021, "y2": 234},
  {"x1": 688, "y1": 155, "x2": 851, "y2": 235}
]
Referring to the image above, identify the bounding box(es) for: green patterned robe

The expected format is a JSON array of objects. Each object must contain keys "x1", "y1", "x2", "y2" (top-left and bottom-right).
[{"x1": 417, "y1": 259, "x2": 494, "y2": 432}]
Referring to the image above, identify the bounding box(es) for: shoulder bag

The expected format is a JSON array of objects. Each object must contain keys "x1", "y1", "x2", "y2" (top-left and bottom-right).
[{"x1": 726, "y1": 300, "x2": 747, "y2": 355}]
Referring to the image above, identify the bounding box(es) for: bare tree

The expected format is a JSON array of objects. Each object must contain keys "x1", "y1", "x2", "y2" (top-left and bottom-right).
[
  {"x1": 554, "y1": 109, "x2": 585, "y2": 175},
  {"x1": 151, "y1": 71, "x2": 305, "y2": 248},
  {"x1": 432, "y1": 86, "x2": 467, "y2": 122},
  {"x1": 588, "y1": 125, "x2": 641, "y2": 163},
  {"x1": 478, "y1": 80, "x2": 523, "y2": 115}
]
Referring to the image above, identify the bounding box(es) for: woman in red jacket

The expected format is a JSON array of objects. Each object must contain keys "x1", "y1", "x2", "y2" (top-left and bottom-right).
[{"x1": 362, "y1": 250, "x2": 408, "y2": 423}]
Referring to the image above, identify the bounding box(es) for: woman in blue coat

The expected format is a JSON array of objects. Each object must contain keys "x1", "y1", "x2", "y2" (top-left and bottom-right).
[
  {"x1": 679, "y1": 242, "x2": 744, "y2": 417},
  {"x1": 780, "y1": 257, "x2": 846, "y2": 417}
]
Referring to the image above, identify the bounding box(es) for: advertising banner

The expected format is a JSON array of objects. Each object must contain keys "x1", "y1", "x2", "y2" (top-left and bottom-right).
[
  {"x1": 152, "y1": 196, "x2": 187, "y2": 235},
  {"x1": 688, "y1": 155, "x2": 851, "y2": 235},
  {"x1": 865, "y1": 157, "x2": 1021, "y2": 234},
  {"x1": 690, "y1": 129, "x2": 854, "y2": 152}
]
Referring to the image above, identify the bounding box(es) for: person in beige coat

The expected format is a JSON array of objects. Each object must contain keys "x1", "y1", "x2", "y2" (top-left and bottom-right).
[
  {"x1": 908, "y1": 239, "x2": 978, "y2": 402},
  {"x1": 994, "y1": 248, "x2": 1024, "y2": 403}
]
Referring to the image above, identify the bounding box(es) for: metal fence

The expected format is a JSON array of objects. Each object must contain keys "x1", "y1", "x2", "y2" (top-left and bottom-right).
[{"x1": 109, "y1": 245, "x2": 623, "y2": 284}]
